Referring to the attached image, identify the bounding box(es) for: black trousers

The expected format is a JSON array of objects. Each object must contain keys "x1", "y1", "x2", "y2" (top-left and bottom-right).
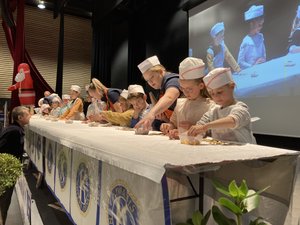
[{"x1": 0, "y1": 187, "x2": 14, "y2": 225}]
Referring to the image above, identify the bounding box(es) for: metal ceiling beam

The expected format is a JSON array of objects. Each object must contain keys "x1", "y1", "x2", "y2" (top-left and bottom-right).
[{"x1": 53, "y1": 0, "x2": 68, "y2": 19}]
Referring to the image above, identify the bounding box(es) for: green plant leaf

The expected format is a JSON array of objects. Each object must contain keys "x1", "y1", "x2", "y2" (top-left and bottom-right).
[
  {"x1": 192, "y1": 211, "x2": 203, "y2": 225},
  {"x1": 0, "y1": 154, "x2": 23, "y2": 197},
  {"x1": 213, "y1": 180, "x2": 231, "y2": 197},
  {"x1": 239, "y1": 180, "x2": 248, "y2": 197},
  {"x1": 228, "y1": 180, "x2": 239, "y2": 198},
  {"x1": 212, "y1": 205, "x2": 237, "y2": 225},
  {"x1": 201, "y1": 210, "x2": 211, "y2": 225},
  {"x1": 219, "y1": 197, "x2": 243, "y2": 215}
]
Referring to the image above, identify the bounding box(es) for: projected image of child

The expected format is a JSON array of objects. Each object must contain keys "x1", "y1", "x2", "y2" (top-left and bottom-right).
[
  {"x1": 207, "y1": 22, "x2": 241, "y2": 73},
  {"x1": 288, "y1": 5, "x2": 300, "y2": 54},
  {"x1": 238, "y1": 5, "x2": 266, "y2": 70}
]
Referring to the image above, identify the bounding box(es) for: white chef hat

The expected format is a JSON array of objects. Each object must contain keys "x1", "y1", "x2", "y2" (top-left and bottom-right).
[
  {"x1": 52, "y1": 97, "x2": 61, "y2": 103},
  {"x1": 137, "y1": 55, "x2": 161, "y2": 74},
  {"x1": 120, "y1": 89, "x2": 129, "y2": 99},
  {"x1": 38, "y1": 98, "x2": 44, "y2": 107},
  {"x1": 128, "y1": 84, "x2": 145, "y2": 95},
  {"x1": 40, "y1": 104, "x2": 51, "y2": 112},
  {"x1": 244, "y1": 5, "x2": 264, "y2": 21},
  {"x1": 70, "y1": 85, "x2": 81, "y2": 93},
  {"x1": 62, "y1": 94, "x2": 70, "y2": 100},
  {"x1": 179, "y1": 57, "x2": 205, "y2": 80},
  {"x1": 210, "y1": 22, "x2": 225, "y2": 38},
  {"x1": 297, "y1": 5, "x2": 300, "y2": 18},
  {"x1": 203, "y1": 68, "x2": 233, "y2": 89}
]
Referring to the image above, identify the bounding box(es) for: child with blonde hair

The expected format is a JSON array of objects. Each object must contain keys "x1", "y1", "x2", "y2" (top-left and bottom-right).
[
  {"x1": 135, "y1": 55, "x2": 181, "y2": 131},
  {"x1": 88, "y1": 78, "x2": 123, "y2": 112},
  {"x1": 188, "y1": 67, "x2": 256, "y2": 144},
  {"x1": 60, "y1": 85, "x2": 84, "y2": 120},
  {"x1": 160, "y1": 57, "x2": 214, "y2": 139}
]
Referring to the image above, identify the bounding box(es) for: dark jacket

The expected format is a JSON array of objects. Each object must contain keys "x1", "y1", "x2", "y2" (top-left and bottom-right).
[{"x1": 0, "y1": 122, "x2": 24, "y2": 160}]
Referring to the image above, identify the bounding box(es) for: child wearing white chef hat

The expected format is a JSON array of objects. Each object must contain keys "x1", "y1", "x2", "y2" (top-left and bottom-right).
[
  {"x1": 118, "y1": 89, "x2": 131, "y2": 113},
  {"x1": 60, "y1": 85, "x2": 85, "y2": 120},
  {"x1": 288, "y1": 5, "x2": 300, "y2": 53},
  {"x1": 188, "y1": 67, "x2": 256, "y2": 144},
  {"x1": 89, "y1": 89, "x2": 134, "y2": 127},
  {"x1": 238, "y1": 5, "x2": 266, "y2": 70},
  {"x1": 49, "y1": 96, "x2": 62, "y2": 117},
  {"x1": 136, "y1": 55, "x2": 181, "y2": 131},
  {"x1": 127, "y1": 84, "x2": 152, "y2": 128},
  {"x1": 207, "y1": 22, "x2": 240, "y2": 73},
  {"x1": 160, "y1": 57, "x2": 214, "y2": 139},
  {"x1": 59, "y1": 94, "x2": 71, "y2": 115}
]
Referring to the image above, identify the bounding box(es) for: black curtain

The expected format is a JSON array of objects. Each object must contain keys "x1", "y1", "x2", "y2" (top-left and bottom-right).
[
  {"x1": 91, "y1": 0, "x2": 188, "y2": 89},
  {"x1": 127, "y1": 12, "x2": 146, "y2": 85},
  {"x1": 91, "y1": 22, "x2": 112, "y2": 86},
  {"x1": 55, "y1": 9, "x2": 64, "y2": 96}
]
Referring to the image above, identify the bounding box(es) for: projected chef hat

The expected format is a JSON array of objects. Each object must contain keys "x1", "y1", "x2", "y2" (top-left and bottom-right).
[
  {"x1": 203, "y1": 68, "x2": 233, "y2": 89},
  {"x1": 297, "y1": 5, "x2": 300, "y2": 18},
  {"x1": 137, "y1": 55, "x2": 161, "y2": 74},
  {"x1": 210, "y1": 22, "x2": 225, "y2": 38},
  {"x1": 244, "y1": 5, "x2": 264, "y2": 21},
  {"x1": 120, "y1": 89, "x2": 129, "y2": 99},
  {"x1": 179, "y1": 57, "x2": 206, "y2": 80},
  {"x1": 128, "y1": 84, "x2": 145, "y2": 95},
  {"x1": 70, "y1": 85, "x2": 81, "y2": 93}
]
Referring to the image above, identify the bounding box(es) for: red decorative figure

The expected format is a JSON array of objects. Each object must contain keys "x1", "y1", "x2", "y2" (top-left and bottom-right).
[{"x1": 8, "y1": 63, "x2": 36, "y2": 106}]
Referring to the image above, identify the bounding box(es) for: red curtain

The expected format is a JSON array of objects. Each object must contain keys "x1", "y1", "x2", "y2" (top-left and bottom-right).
[{"x1": 2, "y1": 0, "x2": 54, "y2": 110}]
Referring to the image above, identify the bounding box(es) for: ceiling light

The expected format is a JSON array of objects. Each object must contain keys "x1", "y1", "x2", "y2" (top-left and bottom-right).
[{"x1": 38, "y1": 1, "x2": 46, "y2": 9}]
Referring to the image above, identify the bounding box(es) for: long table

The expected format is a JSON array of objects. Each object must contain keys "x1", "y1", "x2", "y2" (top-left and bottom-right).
[{"x1": 25, "y1": 117, "x2": 300, "y2": 225}]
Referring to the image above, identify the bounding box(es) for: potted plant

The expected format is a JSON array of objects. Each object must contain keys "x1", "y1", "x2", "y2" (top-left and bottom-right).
[
  {"x1": 212, "y1": 179, "x2": 269, "y2": 225},
  {"x1": 177, "y1": 210, "x2": 211, "y2": 225},
  {"x1": 177, "y1": 179, "x2": 269, "y2": 225},
  {"x1": 0, "y1": 153, "x2": 23, "y2": 197}
]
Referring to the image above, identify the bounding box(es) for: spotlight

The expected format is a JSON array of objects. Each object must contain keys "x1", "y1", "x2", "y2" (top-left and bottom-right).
[{"x1": 38, "y1": 1, "x2": 46, "y2": 9}]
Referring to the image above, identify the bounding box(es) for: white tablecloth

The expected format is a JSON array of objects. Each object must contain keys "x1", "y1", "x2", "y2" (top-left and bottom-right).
[{"x1": 28, "y1": 117, "x2": 299, "y2": 183}]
